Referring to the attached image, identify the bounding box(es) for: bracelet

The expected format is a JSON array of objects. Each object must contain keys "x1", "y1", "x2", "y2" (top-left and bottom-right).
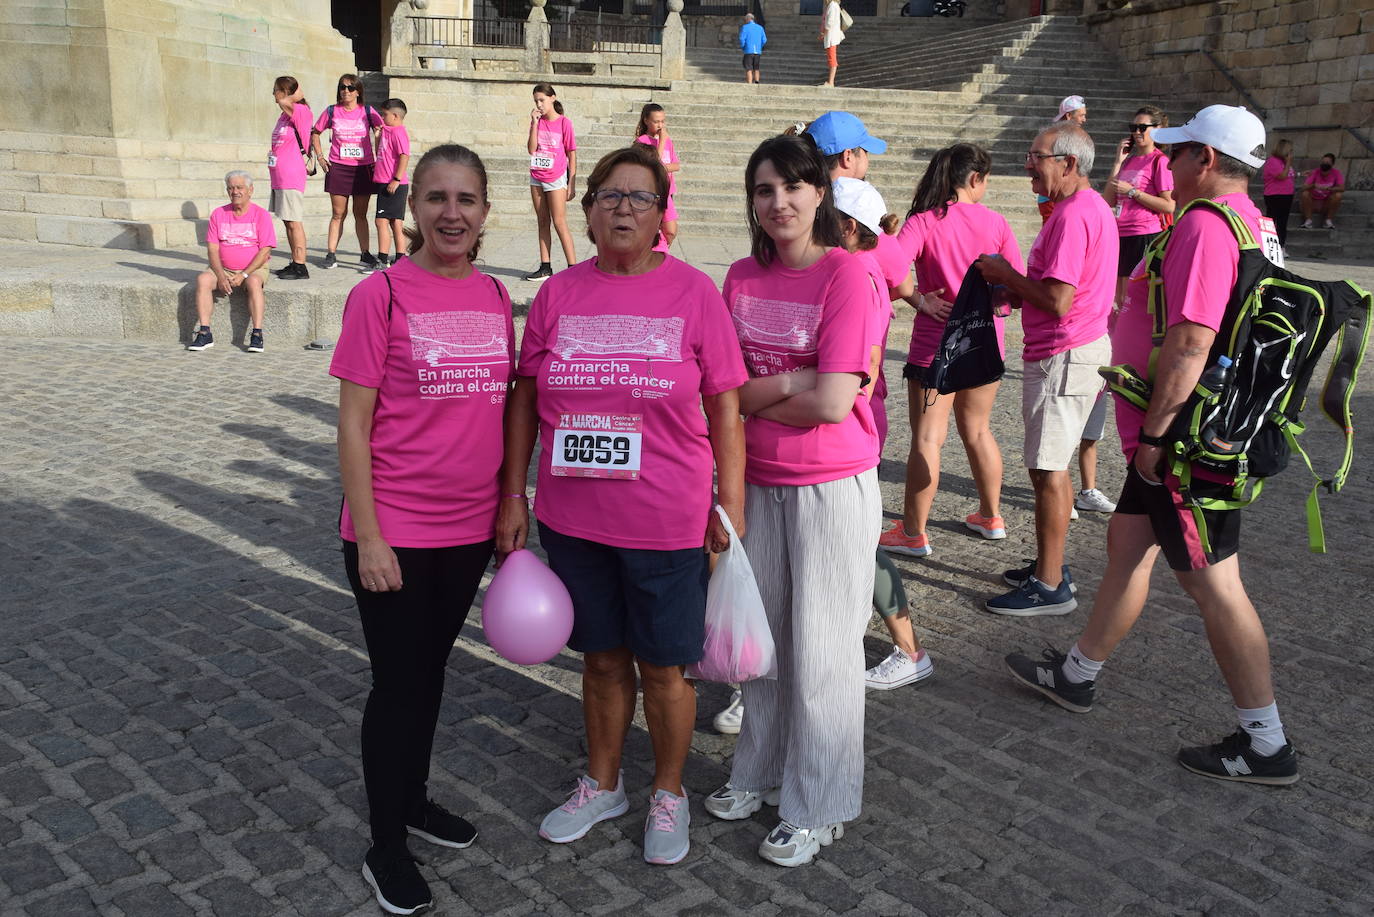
[
  {"x1": 1138, "y1": 431, "x2": 1167, "y2": 447},
  {"x1": 502, "y1": 493, "x2": 528, "y2": 502}
]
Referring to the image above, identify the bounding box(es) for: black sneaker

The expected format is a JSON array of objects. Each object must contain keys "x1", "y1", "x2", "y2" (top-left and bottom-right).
[
  {"x1": 322, "y1": 252, "x2": 338, "y2": 270},
  {"x1": 360, "y1": 251, "x2": 379, "y2": 272},
  {"x1": 1177, "y1": 730, "x2": 1299, "y2": 786},
  {"x1": 247, "y1": 329, "x2": 264, "y2": 353},
  {"x1": 1005, "y1": 648, "x2": 1095, "y2": 713},
  {"x1": 276, "y1": 261, "x2": 309, "y2": 280},
  {"x1": 986, "y1": 575, "x2": 1077, "y2": 616},
  {"x1": 406, "y1": 799, "x2": 477, "y2": 849},
  {"x1": 523, "y1": 263, "x2": 553, "y2": 282},
  {"x1": 1002, "y1": 560, "x2": 1077, "y2": 594},
  {"x1": 361, "y1": 847, "x2": 432, "y2": 915},
  {"x1": 378, "y1": 254, "x2": 392, "y2": 270},
  {"x1": 187, "y1": 328, "x2": 214, "y2": 351}
]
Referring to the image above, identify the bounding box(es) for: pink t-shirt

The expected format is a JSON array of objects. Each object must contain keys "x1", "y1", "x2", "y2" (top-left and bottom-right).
[
  {"x1": 1023, "y1": 188, "x2": 1117, "y2": 361},
  {"x1": 897, "y1": 202, "x2": 1023, "y2": 367},
  {"x1": 517, "y1": 256, "x2": 747, "y2": 551},
  {"x1": 313, "y1": 104, "x2": 382, "y2": 165},
  {"x1": 855, "y1": 249, "x2": 893, "y2": 449},
  {"x1": 531, "y1": 116, "x2": 577, "y2": 184},
  {"x1": 723, "y1": 248, "x2": 880, "y2": 486},
  {"x1": 373, "y1": 124, "x2": 411, "y2": 185},
  {"x1": 1116, "y1": 149, "x2": 1174, "y2": 237},
  {"x1": 1305, "y1": 166, "x2": 1344, "y2": 199},
  {"x1": 268, "y1": 103, "x2": 314, "y2": 192},
  {"x1": 1111, "y1": 193, "x2": 1262, "y2": 455},
  {"x1": 1262, "y1": 156, "x2": 1296, "y2": 196},
  {"x1": 208, "y1": 203, "x2": 277, "y2": 272},
  {"x1": 330, "y1": 258, "x2": 514, "y2": 547},
  {"x1": 872, "y1": 231, "x2": 913, "y2": 297},
  {"x1": 636, "y1": 133, "x2": 679, "y2": 198}
]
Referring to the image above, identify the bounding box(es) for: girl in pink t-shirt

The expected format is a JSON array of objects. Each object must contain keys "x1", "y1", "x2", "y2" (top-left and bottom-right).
[
  {"x1": 268, "y1": 75, "x2": 313, "y2": 277},
  {"x1": 713, "y1": 134, "x2": 880, "y2": 866},
  {"x1": 1104, "y1": 106, "x2": 1176, "y2": 306},
  {"x1": 331, "y1": 145, "x2": 512, "y2": 913},
  {"x1": 524, "y1": 83, "x2": 578, "y2": 281},
  {"x1": 879, "y1": 143, "x2": 1020, "y2": 562},
  {"x1": 634, "y1": 103, "x2": 681, "y2": 251}
]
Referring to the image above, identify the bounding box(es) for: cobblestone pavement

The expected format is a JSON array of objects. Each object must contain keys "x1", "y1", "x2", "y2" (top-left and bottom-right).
[{"x1": 3, "y1": 249, "x2": 1374, "y2": 916}]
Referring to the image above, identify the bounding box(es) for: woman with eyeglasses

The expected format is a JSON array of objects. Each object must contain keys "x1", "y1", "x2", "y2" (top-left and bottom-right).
[
  {"x1": 497, "y1": 144, "x2": 746, "y2": 867},
  {"x1": 312, "y1": 73, "x2": 384, "y2": 271}
]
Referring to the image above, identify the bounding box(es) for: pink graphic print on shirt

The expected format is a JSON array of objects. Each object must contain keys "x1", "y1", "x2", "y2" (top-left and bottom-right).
[
  {"x1": 730, "y1": 294, "x2": 820, "y2": 376},
  {"x1": 551, "y1": 314, "x2": 685, "y2": 362},
  {"x1": 407, "y1": 311, "x2": 512, "y2": 400}
]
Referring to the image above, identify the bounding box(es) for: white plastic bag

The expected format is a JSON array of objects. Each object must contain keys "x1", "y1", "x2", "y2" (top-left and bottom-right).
[{"x1": 687, "y1": 506, "x2": 777, "y2": 683}]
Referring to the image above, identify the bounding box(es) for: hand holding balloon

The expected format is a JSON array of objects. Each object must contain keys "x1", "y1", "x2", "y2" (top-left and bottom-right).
[{"x1": 482, "y1": 549, "x2": 574, "y2": 665}]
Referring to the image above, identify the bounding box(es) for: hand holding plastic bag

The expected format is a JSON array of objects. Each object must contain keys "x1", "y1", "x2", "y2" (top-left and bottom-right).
[{"x1": 687, "y1": 506, "x2": 777, "y2": 683}]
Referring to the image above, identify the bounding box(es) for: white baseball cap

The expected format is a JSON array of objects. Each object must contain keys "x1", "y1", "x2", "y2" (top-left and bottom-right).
[
  {"x1": 1056, "y1": 95, "x2": 1085, "y2": 120},
  {"x1": 831, "y1": 177, "x2": 886, "y2": 237},
  {"x1": 1153, "y1": 105, "x2": 1267, "y2": 169}
]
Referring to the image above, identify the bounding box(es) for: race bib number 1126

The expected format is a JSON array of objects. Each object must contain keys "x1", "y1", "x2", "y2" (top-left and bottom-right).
[{"x1": 551, "y1": 413, "x2": 642, "y2": 480}]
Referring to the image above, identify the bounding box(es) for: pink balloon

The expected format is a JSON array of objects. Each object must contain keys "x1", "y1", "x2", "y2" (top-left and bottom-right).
[{"x1": 482, "y1": 549, "x2": 575, "y2": 665}]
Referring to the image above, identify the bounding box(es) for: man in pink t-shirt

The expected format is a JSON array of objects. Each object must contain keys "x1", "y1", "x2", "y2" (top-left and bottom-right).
[
  {"x1": 188, "y1": 171, "x2": 278, "y2": 353},
  {"x1": 975, "y1": 121, "x2": 1115, "y2": 616},
  {"x1": 1300, "y1": 153, "x2": 1345, "y2": 229},
  {"x1": 1004, "y1": 105, "x2": 1299, "y2": 787}
]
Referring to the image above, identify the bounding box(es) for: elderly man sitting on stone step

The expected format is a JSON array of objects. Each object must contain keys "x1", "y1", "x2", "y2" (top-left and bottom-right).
[{"x1": 187, "y1": 170, "x2": 277, "y2": 354}]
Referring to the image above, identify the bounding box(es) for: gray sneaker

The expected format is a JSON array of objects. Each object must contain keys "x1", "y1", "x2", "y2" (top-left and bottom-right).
[
  {"x1": 758, "y1": 819, "x2": 843, "y2": 867},
  {"x1": 539, "y1": 773, "x2": 629, "y2": 843},
  {"x1": 642, "y1": 789, "x2": 689, "y2": 865},
  {"x1": 703, "y1": 783, "x2": 780, "y2": 820}
]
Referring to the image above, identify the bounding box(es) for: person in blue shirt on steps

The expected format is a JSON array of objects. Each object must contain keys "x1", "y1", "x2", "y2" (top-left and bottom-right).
[{"x1": 739, "y1": 13, "x2": 766, "y2": 84}]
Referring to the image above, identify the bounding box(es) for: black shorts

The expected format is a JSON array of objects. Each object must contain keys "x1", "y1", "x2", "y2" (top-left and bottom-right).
[
  {"x1": 375, "y1": 182, "x2": 409, "y2": 220},
  {"x1": 743, "y1": 53, "x2": 761, "y2": 70},
  {"x1": 1115, "y1": 458, "x2": 1241, "y2": 572},
  {"x1": 901, "y1": 361, "x2": 931, "y2": 386},
  {"x1": 1118, "y1": 232, "x2": 1156, "y2": 277}
]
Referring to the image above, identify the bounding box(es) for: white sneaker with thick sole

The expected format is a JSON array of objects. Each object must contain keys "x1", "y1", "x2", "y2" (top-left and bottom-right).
[
  {"x1": 758, "y1": 820, "x2": 843, "y2": 867},
  {"x1": 703, "y1": 783, "x2": 780, "y2": 820},
  {"x1": 712, "y1": 689, "x2": 743, "y2": 735},
  {"x1": 864, "y1": 647, "x2": 934, "y2": 691}
]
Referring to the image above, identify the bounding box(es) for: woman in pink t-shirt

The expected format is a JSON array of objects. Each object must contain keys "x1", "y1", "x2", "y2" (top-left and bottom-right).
[
  {"x1": 311, "y1": 73, "x2": 384, "y2": 271},
  {"x1": 1103, "y1": 106, "x2": 1176, "y2": 307},
  {"x1": 498, "y1": 144, "x2": 746, "y2": 867},
  {"x1": 524, "y1": 83, "x2": 578, "y2": 281},
  {"x1": 1261, "y1": 138, "x2": 1296, "y2": 248},
  {"x1": 879, "y1": 143, "x2": 1020, "y2": 560},
  {"x1": 634, "y1": 103, "x2": 681, "y2": 251},
  {"x1": 268, "y1": 75, "x2": 313, "y2": 279},
  {"x1": 709, "y1": 133, "x2": 881, "y2": 868},
  {"x1": 331, "y1": 145, "x2": 513, "y2": 915},
  {"x1": 1301, "y1": 153, "x2": 1345, "y2": 229}
]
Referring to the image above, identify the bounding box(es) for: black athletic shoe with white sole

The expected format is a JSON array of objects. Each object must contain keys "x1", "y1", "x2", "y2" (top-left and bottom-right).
[
  {"x1": 361, "y1": 846, "x2": 432, "y2": 915},
  {"x1": 187, "y1": 329, "x2": 214, "y2": 351},
  {"x1": 1002, "y1": 560, "x2": 1076, "y2": 594},
  {"x1": 406, "y1": 799, "x2": 477, "y2": 848},
  {"x1": 1005, "y1": 648, "x2": 1096, "y2": 713},
  {"x1": 1177, "y1": 730, "x2": 1299, "y2": 786}
]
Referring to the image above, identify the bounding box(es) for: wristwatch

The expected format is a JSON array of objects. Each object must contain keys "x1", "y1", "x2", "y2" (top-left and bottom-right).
[
  {"x1": 1138, "y1": 430, "x2": 1166, "y2": 447},
  {"x1": 1127, "y1": 188, "x2": 1140, "y2": 200}
]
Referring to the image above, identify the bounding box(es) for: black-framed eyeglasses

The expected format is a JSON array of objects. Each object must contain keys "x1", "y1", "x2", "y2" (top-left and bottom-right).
[
  {"x1": 1026, "y1": 152, "x2": 1069, "y2": 163},
  {"x1": 338, "y1": 84, "x2": 358, "y2": 92},
  {"x1": 592, "y1": 189, "x2": 660, "y2": 212},
  {"x1": 1129, "y1": 123, "x2": 1158, "y2": 132}
]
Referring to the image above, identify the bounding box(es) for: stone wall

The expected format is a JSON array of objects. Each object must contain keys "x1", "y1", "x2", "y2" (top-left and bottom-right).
[{"x1": 1082, "y1": 0, "x2": 1373, "y2": 188}]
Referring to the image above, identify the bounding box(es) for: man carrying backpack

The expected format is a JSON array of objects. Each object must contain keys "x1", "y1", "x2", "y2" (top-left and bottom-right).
[{"x1": 1004, "y1": 105, "x2": 1300, "y2": 786}]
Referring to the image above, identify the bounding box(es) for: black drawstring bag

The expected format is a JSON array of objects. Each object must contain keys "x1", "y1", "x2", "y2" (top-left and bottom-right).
[{"x1": 924, "y1": 263, "x2": 1004, "y2": 398}]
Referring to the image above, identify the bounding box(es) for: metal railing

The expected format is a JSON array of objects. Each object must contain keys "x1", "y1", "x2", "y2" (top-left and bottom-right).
[
  {"x1": 548, "y1": 20, "x2": 662, "y2": 51},
  {"x1": 411, "y1": 16, "x2": 526, "y2": 48}
]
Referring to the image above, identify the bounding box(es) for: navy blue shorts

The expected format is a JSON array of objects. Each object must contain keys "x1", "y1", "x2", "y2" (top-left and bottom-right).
[{"x1": 538, "y1": 522, "x2": 708, "y2": 667}]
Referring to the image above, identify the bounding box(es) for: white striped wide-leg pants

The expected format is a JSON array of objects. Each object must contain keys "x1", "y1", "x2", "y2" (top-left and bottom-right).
[{"x1": 730, "y1": 469, "x2": 881, "y2": 828}]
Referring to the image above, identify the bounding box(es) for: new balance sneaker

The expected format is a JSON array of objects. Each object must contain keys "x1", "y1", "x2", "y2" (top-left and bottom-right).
[
  {"x1": 758, "y1": 820, "x2": 843, "y2": 867},
  {"x1": 713, "y1": 689, "x2": 743, "y2": 735},
  {"x1": 322, "y1": 251, "x2": 338, "y2": 269},
  {"x1": 360, "y1": 251, "x2": 379, "y2": 271},
  {"x1": 878, "y1": 519, "x2": 931, "y2": 557},
  {"x1": 986, "y1": 575, "x2": 1077, "y2": 616},
  {"x1": 361, "y1": 846, "x2": 432, "y2": 915},
  {"x1": 247, "y1": 329, "x2": 264, "y2": 353},
  {"x1": 406, "y1": 799, "x2": 477, "y2": 849},
  {"x1": 1002, "y1": 560, "x2": 1077, "y2": 594},
  {"x1": 1075, "y1": 488, "x2": 1117, "y2": 513},
  {"x1": 1005, "y1": 648, "x2": 1096, "y2": 713},
  {"x1": 539, "y1": 773, "x2": 629, "y2": 843},
  {"x1": 1177, "y1": 730, "x2": 1299, "y2": 786},
  {"x1": 187, "y1": 328, "x2": 214, "y2": 351},
  {"x1": 965, "y1": 512, "x2": 1007, "y2": 540},
  {"x1": 864, "y1": 646, "x2": 934, "y2": 691},
  {"x1": 703, "y1": 783, "x2": 780, "y2": 820},
  {"x1": 524, "y1": 263, "x2": 553, "y2": 282},
  {"x1": 643, "y1": 789, "x2": 690, "y2": 865}
]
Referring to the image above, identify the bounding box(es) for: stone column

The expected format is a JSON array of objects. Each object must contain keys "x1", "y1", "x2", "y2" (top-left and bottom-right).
[
  {"x1": 525, "y1": 0, "x2": 549, "y2": 74},
  {"x1": 661, "y1": 0, "x2": 686, "y2": 80},
  {"x1": 387, "y1": 0, "x2": 413, "y2": 69}
]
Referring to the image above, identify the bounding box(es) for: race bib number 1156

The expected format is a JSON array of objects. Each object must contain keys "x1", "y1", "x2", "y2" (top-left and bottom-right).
[{"x1": 551, "y1": 413, "x2": 642, "y2": 480}]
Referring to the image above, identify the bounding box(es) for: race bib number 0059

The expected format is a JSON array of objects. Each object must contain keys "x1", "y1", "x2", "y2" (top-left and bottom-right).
[{"x1": 551, "y1": 413, "x2": 642, "y2": 480}]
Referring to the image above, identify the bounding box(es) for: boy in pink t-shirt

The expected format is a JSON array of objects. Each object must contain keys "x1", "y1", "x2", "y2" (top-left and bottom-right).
[
  {"x1": 188, "y1": 172, "x2": 277, "y2": 353},
  {"x1": 372, "y1": 99, "x2": 412, "y2": 271}
]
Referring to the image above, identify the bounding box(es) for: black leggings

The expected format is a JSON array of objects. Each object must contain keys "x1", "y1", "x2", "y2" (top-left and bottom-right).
[
  {"x1": 1263, "y1": 194, "x2": 1293, "y2": 247},
  {"x1": 343, "y1": 538, "x2": 494, "y2": 850}
]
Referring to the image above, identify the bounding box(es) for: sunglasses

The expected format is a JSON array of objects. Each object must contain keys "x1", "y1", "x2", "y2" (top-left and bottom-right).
[
  {"x1": 338, "y1": 84, "x2": 358, "y2": 92},
  {"x1": 1129, "y1": 123, "x2": 1158, "y2": 132}
]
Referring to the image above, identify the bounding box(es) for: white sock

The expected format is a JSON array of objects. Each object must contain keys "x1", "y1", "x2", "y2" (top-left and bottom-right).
[
  {"x1": 1236, "y1": 702, "x2": 1286, "y2": 757},
  {"x1": 1061, "y1": 642, "x2": 1104, "y2": 684}
]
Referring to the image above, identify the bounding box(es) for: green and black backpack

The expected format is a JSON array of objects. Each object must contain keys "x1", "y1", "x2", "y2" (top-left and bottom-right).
[{"x1": 1102, "y1": 198, "x2": 1371, "y2": 553}]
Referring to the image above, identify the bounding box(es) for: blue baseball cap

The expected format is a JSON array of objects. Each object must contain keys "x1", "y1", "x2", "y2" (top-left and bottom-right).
[{"x1": 805, "y1": 111, "x2": 887, "y2": 156}]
